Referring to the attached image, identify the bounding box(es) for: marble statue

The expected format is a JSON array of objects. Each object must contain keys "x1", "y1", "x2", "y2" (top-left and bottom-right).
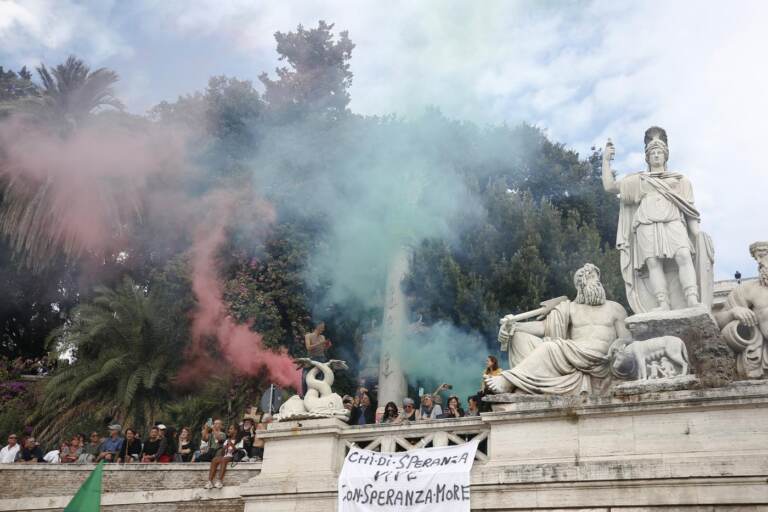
[
  {"x1": 602, "y1": 127, "x2": 714, "y2": 314},
  {"x1": 487, "y1": 263, "x2": 631, "y2": 395},
  {"x1": 715, "y1": 241, "x2": 768, "y2": 379},
  {"x1": 659, "y1": 356, "x2": 677, "y2": 378},
  {"x1": 276, "y1": 358, "x2": 350, "y2": 421},
  {"x1": 610, "y1": 336, "x2": 689, "y2": 380}
]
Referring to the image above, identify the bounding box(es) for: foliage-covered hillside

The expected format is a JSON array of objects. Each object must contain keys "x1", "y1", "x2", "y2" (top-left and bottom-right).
[{"x1": 0, "y1": 21, "x2": 621, "y2": 440}]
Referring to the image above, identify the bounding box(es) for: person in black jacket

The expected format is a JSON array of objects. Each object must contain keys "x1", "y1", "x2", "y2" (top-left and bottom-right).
[
  {"x1": 118, "y1": 428, "x2": 142, "y2": 463},
  {"x1": 349, "y1": 392, "x2": 376, "y2": 425}
]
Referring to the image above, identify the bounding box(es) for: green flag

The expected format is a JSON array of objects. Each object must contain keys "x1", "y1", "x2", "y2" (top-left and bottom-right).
[{"x1": 64, "y1": 461, "x2": 105, "y2": 511}]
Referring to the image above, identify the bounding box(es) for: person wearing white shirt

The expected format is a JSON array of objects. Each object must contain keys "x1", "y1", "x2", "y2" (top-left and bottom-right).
[{"x1": 0, "y1": 434, "x2": 20, "y2": 463}]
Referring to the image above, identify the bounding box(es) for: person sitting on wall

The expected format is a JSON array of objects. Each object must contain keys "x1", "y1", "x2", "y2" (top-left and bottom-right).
[
  {"x1": 349, "y1": 392, "x2": 376, "y2": 426},
  {"x1": 440, "y1": 395, "x2": 464, "y2": 419},
  {"x1": 140, "y1": 426, "x2": 162, "y2": 463},
  {"x1": 78, "y1": 432, "x2": 102, "y2": 463},
  {"x1": 118, "y1": 428, "x2": 142, "y2": 463},
  {"x1": 235, "y1": 412, "x2": 259, "y2": 461},
  {"x1": 17, "y1": 436, "x2": 44, "y2": 463},
  {"x1": 0, "y1": 433, "x2": 20, "y2": 464},
  {"x1": 96, "y1": 424, "x2": 124, "y2": 463},
  {"x1": 196, "y1": 419, "x2": 226, "y2": 462},
  {"x1": 175, "y1": 427, "x2": 196, "y2": 463},
  {"x1": 60, "y1": 435, "x2": 83, "y2": 463},
  {"x1": 204, "y1": 424, "x2": 238, "y2": 489},
  {"x1": 418, "y1": 394, "x2": 442, "y2": 420}
]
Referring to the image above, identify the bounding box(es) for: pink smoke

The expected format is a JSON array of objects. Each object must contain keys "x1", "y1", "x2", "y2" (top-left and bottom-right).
[
  {"x1": 0, "y1": 117, "x2": 189, "y2": 264},
  {"x1": 187, "y1": 194, "x2": 301, "y2": 391},
  {"x1": 0, "y1": 115, "x2": 301, "y2": 391}
]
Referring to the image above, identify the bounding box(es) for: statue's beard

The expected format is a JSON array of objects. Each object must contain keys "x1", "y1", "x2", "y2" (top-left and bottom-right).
[
  {"x1": 759, "y1": 264, "x2": 768, "y2": 287},
  {"x1": 576, "y1": 281, "x2": 606, "y2": 306}
]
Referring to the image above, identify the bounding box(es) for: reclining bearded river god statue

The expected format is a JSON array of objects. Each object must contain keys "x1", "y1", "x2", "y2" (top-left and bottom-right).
[
  {"x1": 490, "y1": 263, "x2": 631, "y2": 395},
  {"x1": 602, "y1": 126, "x2": 714, "y2": 314},
  {"x1": 489, "y1": 263, "x2": 692, "y2": 396}
]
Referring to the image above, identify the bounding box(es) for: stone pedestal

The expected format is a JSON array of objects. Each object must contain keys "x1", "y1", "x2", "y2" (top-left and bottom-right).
[{"x1": 625, "y1": 305, "x2": 737, "y2": 387}]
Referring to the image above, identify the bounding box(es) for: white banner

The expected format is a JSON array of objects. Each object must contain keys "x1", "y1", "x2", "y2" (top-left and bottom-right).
[{"x1": 338, "y1": 440, "x2": 478, "y2": 512}]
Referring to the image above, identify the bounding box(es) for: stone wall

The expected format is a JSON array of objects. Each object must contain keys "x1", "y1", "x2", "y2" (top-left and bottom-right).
[
  {"x1": 1, "y1": 463, "x2": 260, "y2": 511},
  {"x1": 241, "y1": 381, "x2": 768, "y2": 511},
  {"x1": 5, "y1": 382, "x2": 768, "y2": 511}
]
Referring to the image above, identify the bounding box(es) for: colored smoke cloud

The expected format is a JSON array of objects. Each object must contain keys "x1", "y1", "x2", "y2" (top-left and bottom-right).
[
  {"x1": 0, "y1": 113, "x2": 301, "y2": 389},
  {"x1": 186, "y1": 194, "x2": 301, "y2": 391}
]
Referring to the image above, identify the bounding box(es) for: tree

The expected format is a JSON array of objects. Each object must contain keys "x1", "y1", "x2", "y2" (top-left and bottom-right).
[
  {"x1": 34, "y1": 276, "x2": 183, "y2": 438},
  {"x1": 0, "y1": 66, "x2": 37, "y2": 102},
  {"x1": 29, "y1": 56, "x2": 122, "y2": 128},
  {"x1": 259, "y1": 21, "x2": 355, "y2": 121}
]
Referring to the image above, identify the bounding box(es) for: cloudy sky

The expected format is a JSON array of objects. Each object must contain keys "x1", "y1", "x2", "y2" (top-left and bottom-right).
[{"x1": 2, "y1": 0, "x2": 766, "y2": 279}]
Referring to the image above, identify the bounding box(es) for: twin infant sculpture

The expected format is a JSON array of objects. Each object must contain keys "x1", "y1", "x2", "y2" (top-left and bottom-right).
[{"x1": 487, "y1": 126, "x2": 767, "y2": 395}]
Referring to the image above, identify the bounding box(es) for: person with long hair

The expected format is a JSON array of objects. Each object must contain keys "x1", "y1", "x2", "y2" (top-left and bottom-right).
[
  {"x1": 118, "y1": 428, "x2": 142, "y2": 463},
  {"x1": 176, "y1": 427, "x2": 196, "y2": 462},
  {"x1": 379, "y1": 402, "x2": 400, "y2": 424},
  {"x1": 481, "y1": 355, "x2": 502, "y2": 394},
  {"x1": 441, "y1": 395, "x2": 464, "y2": 419}
]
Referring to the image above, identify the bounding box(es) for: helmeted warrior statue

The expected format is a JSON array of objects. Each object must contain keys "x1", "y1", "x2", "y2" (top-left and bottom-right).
[{"x1": 602, "y1": 127, "x2": 714, "y2": 313}]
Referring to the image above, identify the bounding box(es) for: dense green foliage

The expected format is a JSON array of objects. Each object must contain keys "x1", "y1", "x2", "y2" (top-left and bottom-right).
[{"x1": 0, "y1": 21, "x2": 622, "y2": 442}]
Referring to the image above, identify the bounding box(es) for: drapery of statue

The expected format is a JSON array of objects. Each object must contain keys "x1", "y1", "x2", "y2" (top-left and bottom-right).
[{"x1": 602, "y1": 127, "x2": 714, "y2": 314}]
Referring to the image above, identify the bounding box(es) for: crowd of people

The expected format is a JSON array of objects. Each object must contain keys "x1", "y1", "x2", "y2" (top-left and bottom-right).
[
  {"x1": 0, "y1": 411, "x2": 272, "y2": 489},
  {"x1": 0, "y1": 323, "x2": 502, "y2": 489},
  {"x1": 1, "y1": 355, "x2": 57, "y2": 377},
  {"x1": 342, "y1": 355, "x2": 500, "y2": 426}
]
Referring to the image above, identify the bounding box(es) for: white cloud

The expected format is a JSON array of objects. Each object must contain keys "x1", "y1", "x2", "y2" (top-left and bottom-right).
[{"x1": 0, "y1": 0, "x2": 130, "y2": 61}]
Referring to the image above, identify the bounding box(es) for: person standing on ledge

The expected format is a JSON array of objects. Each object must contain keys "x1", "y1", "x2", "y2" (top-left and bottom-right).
[
  {"x1": 602, "y1": 126, "x2": 713, "y2": 313},
  {"x1": 303, "y1": 321, "x2": 331, "y2": 395}
]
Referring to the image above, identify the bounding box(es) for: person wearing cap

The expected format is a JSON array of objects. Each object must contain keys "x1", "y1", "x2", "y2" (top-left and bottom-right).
[
  {"x1": 236, "y1": 412, "x2": 259, "y2": 459},
  {"x1": 96, "y1": 424, "x2": 124, "y2": 463},
  {"x1": 155, "y1": 424, "x2": 171, "y2": 463},
  {"x1": 0, "y1": 433, "x2": 20, "y2": 463}
]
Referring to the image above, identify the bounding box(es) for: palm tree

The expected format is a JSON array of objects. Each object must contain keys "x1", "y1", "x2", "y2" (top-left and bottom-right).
[
  {"x1": 0, "y1": 56, "x2": 125, "y2": 271},
  {"x1": 2, "y1": 55, "x2": 122, "y2": 127},
  {"x1": 32, "y1": 277, "x2": 180, "y2": 439}
]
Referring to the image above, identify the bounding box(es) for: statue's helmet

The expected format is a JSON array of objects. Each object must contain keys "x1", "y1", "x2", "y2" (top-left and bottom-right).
[{"x1": 644, "y1": 126, "x2": 669, "y2": 164}]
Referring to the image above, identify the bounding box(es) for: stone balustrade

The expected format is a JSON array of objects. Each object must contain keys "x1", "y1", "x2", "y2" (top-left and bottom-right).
[{"x1": 341, "y1": 416, "x2": 489, "y2": 461}]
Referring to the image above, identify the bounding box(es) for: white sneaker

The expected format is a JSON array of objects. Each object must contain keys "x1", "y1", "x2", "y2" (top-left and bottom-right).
[
  {"x1": 214, "y1": 480, "x2": 223, "y2": 489},
  {"x1": 203, "y1": 481, "x2": 213, "y2": 489}
]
